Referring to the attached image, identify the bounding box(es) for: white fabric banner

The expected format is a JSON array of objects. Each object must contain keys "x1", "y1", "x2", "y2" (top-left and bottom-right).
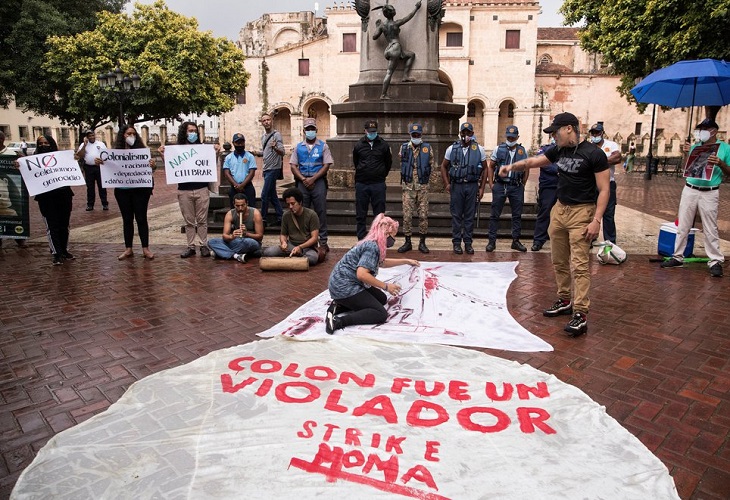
[
  {"x1": 163, "y1": 144, "x2": 217, "y2": 184},
  {"x1": 259, "y1": 262, "x2": 553, "y2": 353},
  {"x1": 100, "y1": 148, "x2": 153, "y2": 188},
  {"x1": 12, "y1": 337, "x2": 679, "y2": 499},
  {"x1": 16, "y1": 150, "x2": 85, "y2": 196}
]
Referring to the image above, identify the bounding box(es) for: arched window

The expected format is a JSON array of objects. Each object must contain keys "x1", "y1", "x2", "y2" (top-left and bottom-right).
[
  {"x1": 467, "y1": 102, "x2": 476, "y2": 118},
  {"x1": 538, "y1": 53, "x2": 553, "y2": 65}
]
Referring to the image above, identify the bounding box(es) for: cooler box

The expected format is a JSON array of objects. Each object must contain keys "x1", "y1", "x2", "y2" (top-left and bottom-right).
[{"x1": 658, "y1": 223, "x2": 697, "y2": 257}]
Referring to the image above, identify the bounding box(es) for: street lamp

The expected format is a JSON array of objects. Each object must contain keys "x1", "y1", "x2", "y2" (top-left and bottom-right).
[{"x1": 98, "y1": 67, "x2": 141, "y2": 127}]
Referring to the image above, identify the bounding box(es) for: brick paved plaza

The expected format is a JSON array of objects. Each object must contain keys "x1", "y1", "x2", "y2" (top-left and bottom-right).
[{"x1": 0, "y1": 173, "x2": 728, "y2": 498}]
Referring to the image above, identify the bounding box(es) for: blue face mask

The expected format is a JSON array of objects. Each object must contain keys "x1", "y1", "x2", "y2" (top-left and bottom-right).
[
  {"x1": 305, "y1": 130, "x2": 317, "y2": 140},
  {"x1": 367, "y1": 132, "x2": 378, "y2": 141},
  {"x1": 187, "y1": 132, "x2": 198, "y2": 143},
  {"x1": 590, "y1": 136, "x2": 602, "y2": 144}
]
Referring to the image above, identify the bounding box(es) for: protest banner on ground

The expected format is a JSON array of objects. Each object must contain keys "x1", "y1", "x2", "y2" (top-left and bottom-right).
[
  {"x1": 16, "y1": 150, "x2": 84, "y2": 196},
  {"x1": 0, "y1": 153, "x2": 30, "y2": 240},
  {"x1": 162, "y1": 144, "x2": 217, "y2": 184},
  {"x1": 100, "y1": 148, "x2": 153, "y2": 188}
]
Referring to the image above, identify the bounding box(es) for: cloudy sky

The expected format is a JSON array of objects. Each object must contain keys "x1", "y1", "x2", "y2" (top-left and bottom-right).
[{"x1": 129, "y1": 0, "x2": 566, "y2": 41}]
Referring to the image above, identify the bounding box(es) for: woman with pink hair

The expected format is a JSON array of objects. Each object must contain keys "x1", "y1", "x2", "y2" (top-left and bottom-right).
[{"x1": 326, "y1": 213, "x2": 419, "y2": 334}]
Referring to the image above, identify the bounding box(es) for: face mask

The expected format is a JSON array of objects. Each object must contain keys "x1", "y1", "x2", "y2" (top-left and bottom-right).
[
  {"x1": 125, "y1": 135, "x2": 136, "y2": 147},
  {"x1": 411, "y1": 138, "x2": 422, "y2": 146},
  {"x1": 461, "y1": 135, "x2": 472, "y2": 144},
  {"x1": 305, "y1": 130, "x2": 317, "y2": 140},
  {"x1": 698, "y1": 130, "x2": 711, "y2": 143},
  {"x1": 367, "y1": 132, "x2": 378, "y2": 141},
  {"x1": 234, "y1": 145, "x2": 246, "y2": 154},
  {"x1": 505, "y1": 140, "x2": 517, "y2": 147},
  {"x1": 590, "y1": 136, "x2": 602, "y2": 144},
  {"x1": 550, "y1": 138, "x2": 556, "y2": 145},
  {"x1": 386, "y1": 235, "x2": 396, "y2": 248},
  {"x1": 187, "y1": 132, "x2": 198, "y2": 143},
  {"x1": 36, "y1": 145, "x2": 51, "y2": 154}
]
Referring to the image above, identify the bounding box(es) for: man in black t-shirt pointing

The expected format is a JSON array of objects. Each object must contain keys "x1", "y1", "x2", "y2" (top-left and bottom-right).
[{"x1": 498, "y1": 112, "x2": 609, "y2": 337}]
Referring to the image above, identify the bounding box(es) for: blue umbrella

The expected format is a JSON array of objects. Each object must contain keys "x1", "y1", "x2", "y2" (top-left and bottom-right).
[{"x1": 630, "y1": 59, "x2": 730, "y2": 108}]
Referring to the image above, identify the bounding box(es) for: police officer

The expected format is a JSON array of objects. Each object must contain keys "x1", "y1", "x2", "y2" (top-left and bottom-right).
[
  {"x1": 531, "y1": 141, "x2": 559, "y2": 251},
  {"x1": 290, "y1": 117, "x2": 332, "y2": 252},
  {"x1": 439, "y1": 122, "x2": 487, "y2": 255},
  {"x1": 398, "y1": 123, "x2": 433, "y2": 254},
  {"x1": 486, "y1": 125, "x2": 529, "y2": 252}
]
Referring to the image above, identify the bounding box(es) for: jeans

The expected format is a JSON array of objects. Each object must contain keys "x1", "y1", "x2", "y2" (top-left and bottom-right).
[
  {"x1": 449, "y1": 181, "x2": 478, "y2": 244},
  {"x1": 262, "y1": 242, "x2": 319, "y2": 266},
  {"x1": 533, "y1": 184, "x2": 558, "y2": 245},
  {"x1": 208, "y1": 237, "x2": 261, "y2": 259},
  {"x1": 549, "y1": 201, "x2": 595, "y2": 315},
  {"x1": 489, "y1": 182, "x2": 524, "y2": 241},
  {"x1": 114, "y1": 188, "x2": 152, "y2": 248},
  {"x1": 334, "y1": 286, "x2": 388, "y2": 328},
  {"x1": 298, "y1": 177, "x2": 328, "y2": 245},
  {"x1": 355, "y1": 182, "x2": 386, "y2": 240},
  {"x1": 602, "y1": 180, "x2": 617, "y2": 243},
  {"x1": 84, "y1": 164, "x2": 107, "y2": 207},
  {"x1": 261, "y1": 169, "x2": 283, "y2": 223}
]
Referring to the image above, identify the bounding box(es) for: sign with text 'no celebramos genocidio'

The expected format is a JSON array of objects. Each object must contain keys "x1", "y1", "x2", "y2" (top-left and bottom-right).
[
  {"x1": 17, "y1": 150, "x2": 85, "y2": 197},
  {"x1": 163, "y1": 144, "x2": 217, "y2": 184},
  {"x1": 100, "y1": 149, "x2": 153, "y2": 188}
]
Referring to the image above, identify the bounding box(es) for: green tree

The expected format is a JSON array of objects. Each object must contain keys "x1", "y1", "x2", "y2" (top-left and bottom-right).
[
  {"x1": 0, "y1": 0, "x2": 125, "y2": 109},
  {"x1": 41, "y1": 0, "x2": 248, "y2": 128},
  {"x1": 560, "y1": 0, "x2": 730, "y2": 100}
]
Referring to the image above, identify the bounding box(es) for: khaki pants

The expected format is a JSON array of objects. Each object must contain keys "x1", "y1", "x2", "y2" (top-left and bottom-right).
[
  {"x1": 674, "y1": 186, "x2": 723, "y2": 267},
  {"x1": 177, "y1": 188, "x2": 210, "y2": 249},
  {"x1": 548, "y1": 201, "x2": 595, "y2": 314}
]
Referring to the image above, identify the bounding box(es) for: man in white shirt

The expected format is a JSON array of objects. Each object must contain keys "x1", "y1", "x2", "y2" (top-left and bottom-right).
[
  {"x1": 75, "y1": 129, "x2": 108, "y2": 211},
  {"x1": 589, "y1": 123, "x2": 622, "y2": 243}
]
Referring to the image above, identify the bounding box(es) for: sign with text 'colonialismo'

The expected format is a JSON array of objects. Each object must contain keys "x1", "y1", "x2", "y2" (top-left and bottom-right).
[
  {"x1": 100, "y1": 149, "x2": 153, "y2": 188},
  {"x1": 17, "y1": 150, "x2": 85, "y2": 196},
  {"x1": 163, "y1": 144, "x2": 217, "y2": 184}
]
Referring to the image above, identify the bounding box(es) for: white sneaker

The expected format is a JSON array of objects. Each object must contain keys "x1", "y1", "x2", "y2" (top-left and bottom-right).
[{"x1": 234, "y1": 253, "x2": 247, "y2": 263}]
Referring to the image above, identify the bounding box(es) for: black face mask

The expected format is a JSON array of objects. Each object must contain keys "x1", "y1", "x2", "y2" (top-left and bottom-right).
[
  {"x1": 234, "y1": 145, "x2": 246, "y2": 154},
  {"x1": 386, "y1": 236, "x2": 396, "y2": 248},
  {"x1": 36, "y1": 145, "x2": 52, "y2": 154}
]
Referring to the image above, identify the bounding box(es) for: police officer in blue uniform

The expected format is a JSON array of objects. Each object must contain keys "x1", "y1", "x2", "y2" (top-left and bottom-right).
[
  {"x1": 439, "y1": 122, "x2": 487, "y2": 255},
  {"x1": 531, "y1": 142, "x2": 559, "y2": 251},
  {"x1": 486, "y1": 125, "x2": 529, "y2": 252}
]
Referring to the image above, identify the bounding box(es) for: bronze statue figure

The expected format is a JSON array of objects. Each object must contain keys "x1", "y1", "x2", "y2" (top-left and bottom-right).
[{"x1": 372, "y1": 1, "x2": 422, "y2": 99}]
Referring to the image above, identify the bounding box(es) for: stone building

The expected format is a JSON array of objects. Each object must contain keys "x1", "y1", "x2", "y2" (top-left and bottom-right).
[{"x1": 224, "y1": 1, "x2": 726, "y2": 159}]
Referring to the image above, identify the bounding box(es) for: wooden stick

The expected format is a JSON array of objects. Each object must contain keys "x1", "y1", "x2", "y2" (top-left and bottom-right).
[
  {"x1": 259, "y1": 257, "x2": 309, "y2": 272},
  {"x1": 239, "y1": 211, "x2": 243, "y2": 231}
]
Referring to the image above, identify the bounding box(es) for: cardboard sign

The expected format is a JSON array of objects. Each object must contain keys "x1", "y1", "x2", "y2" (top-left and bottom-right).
[
  {"x1": 163, "y1": 144, "x2": 217, "y2": 184},
  {"x1": 100, "y1": 148, "x2": 153, "y2": 188},
  {"x1": 0, "y1": 154, "x2": 30, "y2": 239},
  {"x1": 16, "y1": 150, "x2": 85, "y2": 196}
]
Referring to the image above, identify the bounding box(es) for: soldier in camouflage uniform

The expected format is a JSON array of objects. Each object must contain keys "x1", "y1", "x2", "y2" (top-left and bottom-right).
[{"x1": 398, "y1": 123, "x2": 433, "y2": 253}]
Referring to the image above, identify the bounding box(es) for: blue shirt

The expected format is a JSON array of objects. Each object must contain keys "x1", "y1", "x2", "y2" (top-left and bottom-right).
[
  {"x1": 223, "y1": 150, "x2": 257, "y2": 183},
  {"x1": 328, "y1": 241, "x2": 381, "y2": 300}
]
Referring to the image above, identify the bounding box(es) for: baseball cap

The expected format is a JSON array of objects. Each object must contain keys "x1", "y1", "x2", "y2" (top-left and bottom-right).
[
  {"x1": 83, "y1": 129, "x2": 94, "y2": 136},
  {"x1": 543, "y1": 112, "x2": 579, "y2": 134},
  {"x1": 364, "y1": 120, "x2": 378, "y2": 131},
  {"x1": 409, "y1": 123, "x2": 423, "y2": 135},
  {"x1": 460, "y1": 122, "x2": 474, "y2": 133},
  {"x1": 505, "y1": 125, "x2": 519, "y2": 136},
  {"x1": 303, "y1": 118, "x2": 317, "y2": 129},
  {"x1": 589, "y1": 123, "x2": 604, "y2": 133},
  {"x1": 232, "y1": 133, "x2": 245, "y2": 142},
  {"x1": 696, "y1": 118, "x2": 719, "y2": 129}
]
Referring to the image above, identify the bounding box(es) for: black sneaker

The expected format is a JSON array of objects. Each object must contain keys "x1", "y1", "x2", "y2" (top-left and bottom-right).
[
  {"x1": 85, "y1": 205, "x2": 93, "y2": 211},
  {"x1": 511, "y1": 239, "x2": 527, "y2": 252},
  {"x1": 62, "y1": 251, "x2": 75, "y2": 260},
  {"x1": 564, "y1": 312, "x2": 588, "y2": 337},
  {"x1": 710, "y1": 263, "x2": 723, "y2": 277},
  {"x1": 531, "y1": 242, "x2": 543, "y2": 252},
  {"x1": 325, "y1": 302, "x2": 342, "y2": 335},
  {"x1": 453, "y1": 244, "x2": 463, "y2": 255},
  {"x1": 464, "y1": 243, "x2": 474, "y2": 255},
  {"x1": 180, "y1": 248, "x2": 196, "y2": 258},
  {"x1": 485, "y1": 240, "x2": 496, "y2": 252},
  {"x1": 102, "y1": 204, "x2": 109, "y2": 211},
  {"x1": 660, "y1": 258, "x2": 683, "y2": 268},
  {"x1": 543, "y1": 298, "x2": 573, "y2": 317},
  {"x1": 52, "y1": 254, "x2": 63, "y2": 265},
  {"x1": 200, "y1": 246, "x2": 211, "y2": 257}
]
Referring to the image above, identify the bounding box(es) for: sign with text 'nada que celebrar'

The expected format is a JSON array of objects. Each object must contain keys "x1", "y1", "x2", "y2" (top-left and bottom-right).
[
  {"x1": 163, "y1": 144, "x2": 217, "y2": 184},
  {"x1": 100, "y1": 148, "x2": 153, "y2": 188},
  {"x1": 16, "y1": 150, "x2": 85, "y2": 196}
]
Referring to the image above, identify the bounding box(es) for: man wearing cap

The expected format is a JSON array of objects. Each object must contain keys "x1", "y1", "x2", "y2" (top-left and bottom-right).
[
  {"x1": 440, "y1": 122, "x2": 487, "y2": 254},
  {"x1": 207, "y1": 193, "x2": 264, "y2": 263},
  {"x1": 498, "y1": 112, "x2": 609, "y2": 337},
  {"x1": 222, "y1": 133, "x2": 257, "y2": 209},
  {"x1": 397, "y1": 123, "x2": 433, "y2": 253},
  {"x1": 353, "y1": 120, "x2": 392, "y2": 240},
  {"x1": 258, "y1": 113, "x2": 285, "y2": 227},
  {"x1": 588, "y1": 123, "x2": 622, "y2": 243},
  {"x1": 290, "y1": 117, "x2": 332, "y2": 251},
  {"x1": 75, "y1": 130, "x2": 109, "y2": 211},
  {"x1": 661, "y1": 118, "x2": 730, "y2": 277},
  {"x1": 486, "y1": 125, "x2": 530, "y2": 252}
]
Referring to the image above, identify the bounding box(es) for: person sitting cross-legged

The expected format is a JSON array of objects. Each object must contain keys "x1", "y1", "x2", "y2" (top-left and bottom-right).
[
  {"x1": 262, "y1": 187, "x2": 321, "y2": 266},
  {"x1": 208, "y1": 193, "x2": 263, "y2": 262}
]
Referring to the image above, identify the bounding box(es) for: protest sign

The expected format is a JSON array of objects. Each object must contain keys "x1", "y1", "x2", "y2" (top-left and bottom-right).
[
  {"x1": 163, "y1": 144, "x2": 217, "y2": 184},
  {"x1": 100, "y1": 148, "x2": 153, "y2": 188},
  {"x1": 683, "y1": 142, "x2": 720, "y2": 179},
  {"x1": 0, "y1": 153, "x2": 30, "y2": 240},
  {"x1": 16, "y1": 150, "x2": 84, "y2": 196}
]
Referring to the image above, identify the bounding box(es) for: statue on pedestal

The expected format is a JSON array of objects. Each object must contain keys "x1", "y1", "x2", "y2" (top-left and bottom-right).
[{"x1": 372, "y1": 1, "x2": 422, "y2": 99}]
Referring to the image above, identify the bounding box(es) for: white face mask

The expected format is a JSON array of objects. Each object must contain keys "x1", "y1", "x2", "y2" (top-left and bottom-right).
[
  {"x1": 698, "y1": 130, "x2": 712, "y2": 143},
  {"x1": 505, "y1": 140, "x2": 517, "y2": 147},
  {"x1": 125, "y1": 135, "x2": 136, "y2": 146},
  {"x1": 411, "y1": 138, "x2": 422, "y2": 145},
  {"x1": 590, "y1": 136, "x2": 602, "y2": 144}
]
